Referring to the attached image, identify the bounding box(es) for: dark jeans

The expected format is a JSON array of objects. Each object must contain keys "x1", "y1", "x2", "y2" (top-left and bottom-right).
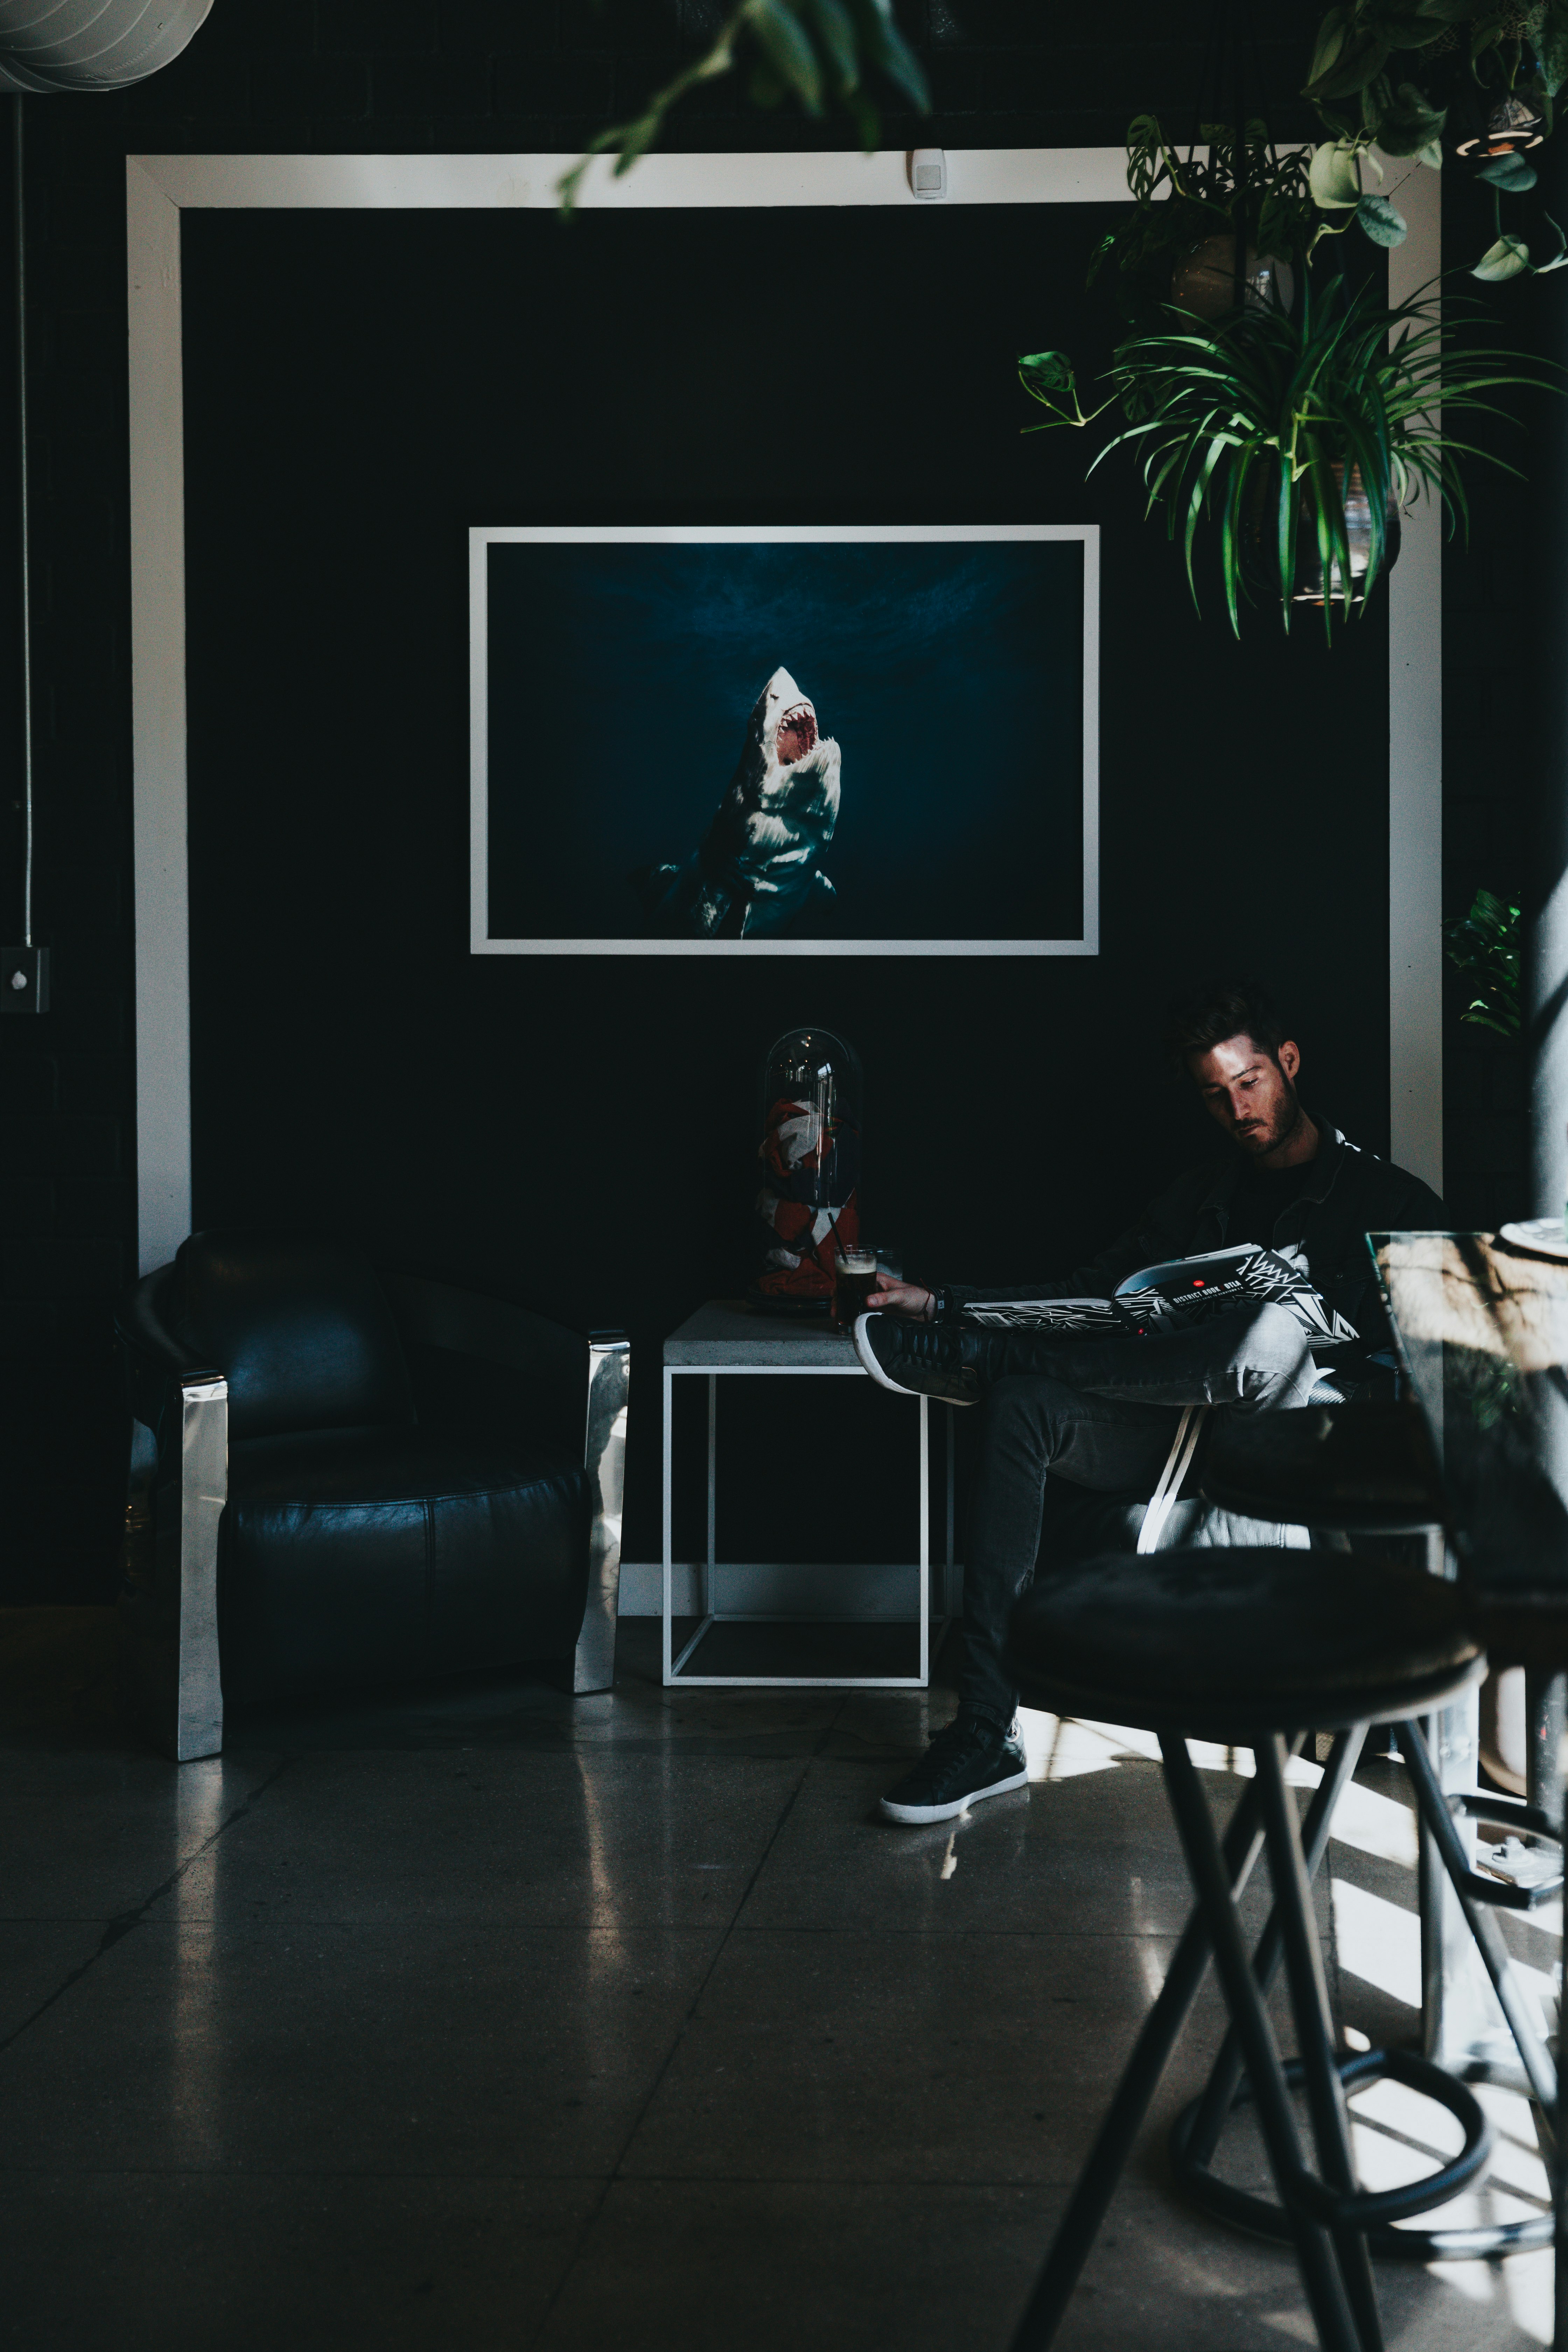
[{"x1": 958, "y1": 1300, "x2": 1319, "y2": 1729}]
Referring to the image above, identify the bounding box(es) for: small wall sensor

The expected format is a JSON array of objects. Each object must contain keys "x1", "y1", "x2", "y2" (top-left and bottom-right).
[
  {"x1": 909, "y1": 148, "x2": 947, "y2": 200},
  {"x1": 1, "y1": 944, "x2": 49, "y2": 1015}
]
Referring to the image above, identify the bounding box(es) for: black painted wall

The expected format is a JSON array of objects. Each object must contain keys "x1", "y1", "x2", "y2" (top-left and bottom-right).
[
  {"x1": 177, "y1": 195, "x2": 1390, "y2": 1569},
  {"x1": 0, "y1": 0, "x2": 1516, "y2": 1597}
]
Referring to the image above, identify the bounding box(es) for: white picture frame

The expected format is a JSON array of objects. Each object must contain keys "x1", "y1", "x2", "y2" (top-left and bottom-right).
[{"x1": 469, "y1": 520, "x2": 1100, "y2": 959}]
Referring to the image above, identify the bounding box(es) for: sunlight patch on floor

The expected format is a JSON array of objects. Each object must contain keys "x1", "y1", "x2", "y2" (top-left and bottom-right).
[
  {"x1": 1331, "y1": 1876, "x2": 1423, "y2": 2008},
  {"x1": 1325, "y1": 1776, "x2": 1420, "y2": 1870},
  {"x1": 1427, "y1": 2254, "x2": 1553, "y2": 2344},
  {"x1": 1020, "y1": 1713, "x2": 1325, "y2": 1787},
  {"x1": 1023, "y1": 1719, "x2": 1423, "y2": 1875}
]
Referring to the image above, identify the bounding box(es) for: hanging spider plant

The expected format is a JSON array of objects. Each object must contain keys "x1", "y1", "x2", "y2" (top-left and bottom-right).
[{"x1": 1022, "y1": 272, "x2": 1555, "y2": 636}]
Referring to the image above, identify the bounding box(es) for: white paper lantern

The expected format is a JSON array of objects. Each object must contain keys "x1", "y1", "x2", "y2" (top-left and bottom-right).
[{"x1": 0, "y1": 0, "x2": 213, "y2": 94}]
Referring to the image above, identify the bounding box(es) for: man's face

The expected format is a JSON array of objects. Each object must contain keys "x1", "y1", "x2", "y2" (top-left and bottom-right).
[{"x1": 1189, "y1": 1033, "x2": 1304, "y2": 1157}]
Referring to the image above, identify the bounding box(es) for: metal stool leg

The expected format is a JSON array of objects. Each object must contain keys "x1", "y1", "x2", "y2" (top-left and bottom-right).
[
  {"x1": 1161, "y1": 1735, "x2": 1366, "y2": 2352},
  {"x1": 1178, "y1": 1718, "x2": 1548, "y2": 2263},
  {"x1": 1528, "y1": 1670, "x2": 1566, "y2": 1832},
  {"x1": 1258, "y1": 1736, "x2": 1385, "y2": 2352},
  {"x1": 1557, "y1": 1852, "x2": 1568, "y2": 2352},
  {"x1": 1418, "y1": 1690, "x2": 1504, "y2": 2075},
  {"x1": 1007, "y1": 1766, "x2": 1275, "y2": 2351},
  {"x1": 1397, "y1": 1722, "x2": 1559, "y2": 2118},
  {"x1": 1179, "y1": 1728, "x2": 1364, "y2": 2171}
]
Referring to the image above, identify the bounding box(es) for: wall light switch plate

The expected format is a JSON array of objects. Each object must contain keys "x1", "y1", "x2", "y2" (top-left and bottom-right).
[
  {"x1": 909, "y1": 148, "x2": 947, "y2": 200},
  {"x1": 2, "y1": 945, "x2": 49, "y2": 1014}
]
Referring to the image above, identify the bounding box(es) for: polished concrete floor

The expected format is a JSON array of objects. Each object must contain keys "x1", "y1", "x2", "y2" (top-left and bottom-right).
[{"x1": 0, "y1": 1608, "x2": 1558, "y2": 2351}]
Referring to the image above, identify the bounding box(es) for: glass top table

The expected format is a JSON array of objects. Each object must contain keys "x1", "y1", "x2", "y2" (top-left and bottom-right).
[
  {"x1": 1371, "y1": 1231, "x2": 1568, "y2": 1663},
  {"x1": 1373, "y1": 1231, "x2": 1568, "y2": 2344}
]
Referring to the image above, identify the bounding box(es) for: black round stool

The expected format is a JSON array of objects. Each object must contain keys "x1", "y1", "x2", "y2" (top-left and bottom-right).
[
  {"x1": 1003, "y1": 1543, "x2": 1484, "y2": 2352},
  {"x1": 1202, "y1": 1399, "x2": 1448, "y2": 1545},
  {"x1": 1199, "y1": 1400, "x2": 1561, "y2": 2262}
]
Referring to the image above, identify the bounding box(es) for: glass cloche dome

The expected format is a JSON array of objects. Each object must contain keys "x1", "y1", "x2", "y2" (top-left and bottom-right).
[{"x1": 750, "y1": 1027, "x2": 863, "y2": 1314}]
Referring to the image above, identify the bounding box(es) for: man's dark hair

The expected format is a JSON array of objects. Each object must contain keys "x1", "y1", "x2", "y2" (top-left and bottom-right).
[{"x1": 1163, "y1": 979, "x2": 1289, "y2": 1070}]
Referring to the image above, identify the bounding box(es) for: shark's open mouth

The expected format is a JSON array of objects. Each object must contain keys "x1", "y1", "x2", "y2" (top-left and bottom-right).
[{"x1": 776, "y1": 702, "x2": 818, "y2": 764}]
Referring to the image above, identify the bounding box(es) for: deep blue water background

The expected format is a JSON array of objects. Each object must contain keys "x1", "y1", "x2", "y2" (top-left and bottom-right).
[{"x1": 486, "y1": 537, "x2": 1085, "y2": 942}]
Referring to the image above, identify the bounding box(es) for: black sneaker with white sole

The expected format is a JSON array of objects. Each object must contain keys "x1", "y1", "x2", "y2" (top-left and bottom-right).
[
  {"x1": 855, "y1": 1311, "x2": 1118, "y2": 1407},
  {"x1": 853, "y1": 1312, "x2": 984, "y2": 1406},
  {"x1": 879, "y1": 1711, "x2": 1029, "y2": 1824}
]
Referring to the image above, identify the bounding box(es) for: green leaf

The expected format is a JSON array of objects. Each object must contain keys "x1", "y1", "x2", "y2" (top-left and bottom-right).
[
  {"x1": 747, "y1": 59, "x2": 787, "y2": 103},
  {"x1": 1536, "y1": 212, "x2": 1568, "y2": 272},
  {"x1": 1444, "y1": 887, "x2": 1522, "y2": 1033},
  {"x1": 846, "y1": 0, "x2": 930, "y2": 110},
  {"x1": 1310, "y1": 140, "x2": 1363, "y2": 205},
  {"x1": 1540, "y1": 0, "x2": 1568, "y2": 96},
  {"x1": 1476, "y1": 150, "x2": 1538, "y2": 190},
  {"x1": 1020, "y1": 354, "x2": 1078, "y2": 402},
  {"x1": 803, "y1": 0, "x2": 859, "y2": 90},
  {"x1": 1017, "y1": 349, "x2": 1095, "y2": 427},
  {"x1": 1473, "y1": 233, "x2": 1532, "y2": 279},
  {"x1": 1307, "y1": 8, "x2": 1349, "y2": 85},
  {"x1": 1307, "y1": 31, "x2": 1391, "y2": 98},
  {"x1": 1086, "y1": 227, "x2": 1119, "y2": 286},
  {"x1": 1358, "y1": 191, "x2": 1408, "y2": 244},
  {"x1": 1376, "y1": 79, "x2": 1448, "y2": 154},
  {"x1": 748, "y1": 0, "x2": 823, "y2": 112},
  {"x1": 1358, "y1": 1, "x2": 1444, "y2": 44}
]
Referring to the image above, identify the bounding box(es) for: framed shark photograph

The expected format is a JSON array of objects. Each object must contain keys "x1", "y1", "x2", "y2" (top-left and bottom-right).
[{"x1": 469, "y1": 523, "x2": 1099, "y2": 957}]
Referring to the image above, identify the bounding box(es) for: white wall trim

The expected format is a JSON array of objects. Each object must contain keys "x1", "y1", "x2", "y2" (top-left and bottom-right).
[
  {"x1": 127, "y1": 157, "x2": 192, "y2": 1275},
  {"x1": 1384, "y1": 155, "x2": 1444, "y2": 1194},
  {"x1": 125, "y1": 145, "x2": 1441, "y2": 1268},
  {"x1": 128, "y1": 145, "x2": 1140, "y2": 213}
]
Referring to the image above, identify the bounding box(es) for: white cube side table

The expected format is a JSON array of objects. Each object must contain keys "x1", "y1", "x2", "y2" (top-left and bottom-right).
[{"x1": 661, "y1": 1300, "x2": 955, "y2": 1689}]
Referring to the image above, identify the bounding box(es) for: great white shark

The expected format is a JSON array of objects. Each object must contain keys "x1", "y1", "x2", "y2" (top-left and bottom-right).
[{"x1": 634, "y1": 665, "x2": 842, "y2": 938}]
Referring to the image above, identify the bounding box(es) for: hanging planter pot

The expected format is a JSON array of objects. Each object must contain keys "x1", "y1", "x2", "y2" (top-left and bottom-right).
[
  {"x1": 1169, "y1": 234, "x2": 1296, "y2": 321},
  {"x1": 1286, "y1": 462, "x2": 1402, "y2": 610},
  {"x1": 1240, "y1": 459, "x2": 1401, "y2": 614},
  {"x1": 1028, "y1": 195, "x2": 1554, "y2": 639}
]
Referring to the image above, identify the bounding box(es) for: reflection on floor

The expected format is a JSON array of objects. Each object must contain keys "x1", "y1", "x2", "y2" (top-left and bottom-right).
[{"x1": 0, "y1": 1607, "x2": 1556, "y2": 2350}]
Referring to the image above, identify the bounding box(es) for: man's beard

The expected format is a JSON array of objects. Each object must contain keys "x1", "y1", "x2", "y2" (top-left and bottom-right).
[{"x1": 1236, "y1": 1077, "x2": 1305, "y2": 1159}]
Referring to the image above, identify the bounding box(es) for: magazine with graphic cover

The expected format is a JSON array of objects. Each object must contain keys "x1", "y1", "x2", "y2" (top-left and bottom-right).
[{"x1": 959, "y1": 1245, "x2": 1359, "y2": 1350}]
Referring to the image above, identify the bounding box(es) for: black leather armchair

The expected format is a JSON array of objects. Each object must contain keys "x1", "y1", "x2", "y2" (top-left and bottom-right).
[{"x1": 114, "y1": 1232, "x2": 629, "y2": 1760}]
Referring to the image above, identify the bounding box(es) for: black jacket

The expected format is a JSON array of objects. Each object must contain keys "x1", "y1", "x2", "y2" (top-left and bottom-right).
[{"x1": 937, "y1": 1121, "x2": 1446, "y2": 1379}]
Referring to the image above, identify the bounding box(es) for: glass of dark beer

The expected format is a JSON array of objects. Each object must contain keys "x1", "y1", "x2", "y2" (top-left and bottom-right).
[{"x1": 833, "y1": 1247, "x2": 879, "y2": 1330}]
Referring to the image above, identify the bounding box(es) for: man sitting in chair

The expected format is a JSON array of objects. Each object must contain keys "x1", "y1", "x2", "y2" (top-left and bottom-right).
[{"x1": 855, "y1": 979, "x2": 1446, "y2": 1827}]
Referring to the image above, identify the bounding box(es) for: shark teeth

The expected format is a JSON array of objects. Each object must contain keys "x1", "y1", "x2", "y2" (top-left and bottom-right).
[{"x1": 776, "y1": 701, "x2": 818, "y2": 762}]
